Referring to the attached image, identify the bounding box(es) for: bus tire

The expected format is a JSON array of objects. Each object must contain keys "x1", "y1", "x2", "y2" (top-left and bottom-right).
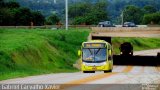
[
  {"x1": 83, "y1": 71, "x2": 95, "y2": 73},
  {"x1": 104, "y1": 70, "x2": 112, "y2": 73},
  {"x1": 157, "y1": 52, "x2": 160, "y2": 57},
  {"x1": 89, "y1": 71, "x2": 95, "y2": 73},
  {"x1": 83, "y1": 71, "x2": 88, "y2": 73}
]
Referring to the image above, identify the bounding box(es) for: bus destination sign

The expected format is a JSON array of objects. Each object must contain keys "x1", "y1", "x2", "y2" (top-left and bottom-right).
[{"x1": 84, "y1": 43, "x2": 105, "y2": 48}]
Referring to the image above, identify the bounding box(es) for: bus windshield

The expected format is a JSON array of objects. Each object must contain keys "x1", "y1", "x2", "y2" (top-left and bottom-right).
[{"x1": 82, "y1": 48, "x2": 107, "y2": 62}]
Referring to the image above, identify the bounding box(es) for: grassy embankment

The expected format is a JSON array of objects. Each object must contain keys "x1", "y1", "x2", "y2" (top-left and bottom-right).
[
  {"x1": 0, "y1": 28, "x2": 90, "y2": 80},
  {"x1": 0, "y1": 28, "x2": 160, "y2": 80}
]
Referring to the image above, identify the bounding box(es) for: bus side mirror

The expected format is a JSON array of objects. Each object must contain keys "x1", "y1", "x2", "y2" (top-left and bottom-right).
[
  {"x1": 78, "y1": 50, "x2": 81, "y2": 56},
  {"x1": 109, "y1": 50, "x2": 111, "y2": 55}
]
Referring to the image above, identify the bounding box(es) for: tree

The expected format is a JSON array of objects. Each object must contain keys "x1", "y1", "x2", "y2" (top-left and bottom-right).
[
  {"x1": 0, "y1": 0, "x2": 45, "y2": 26},
  {"x1": 6, "y1": 1, "x2": 20, "y2": 8},
  {"x1": 95, "y1": 0, "x2": 107, "y2": 10},
  {"x1": 72, "y1": 17, "x2": 86, "y2": 25},
  {"x1": 0, "y1": 0, "x2": 5, "y2": 8},
  {"x1": 142, "y1": 12, "x2": 160, "y2": 24},
  {"x1": 123, "y1": 5, "x2": 144, "y2": 24},
  {"x1": 31, "y1": 11, "x2": 45, "y2": 26},
  {"x1": 13, "y1": 7, "x2": 32, "y2": 26},
  {"x1": 70, "y1": 1, "x2": 108, "y2": 25},
  {"x1": 84, "y1": 9, "x2": 108, "y2": 25},
  {"x1": 0, "y1": 8, "x2": 14, "y2": 26},
  {"x1": 143, "y1": 5, "x2": 157, "y2": 14},
  {"x1": 45, "y1": 14, "x2": 60, "y2": 25},
  {"x1": 69, "y1": 2, "x2": 91, "y2": 18}
]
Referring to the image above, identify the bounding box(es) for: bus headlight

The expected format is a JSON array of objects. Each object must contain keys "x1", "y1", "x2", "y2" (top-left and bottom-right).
[
  {"x1": 102, "y1": 62, "x2": 106, "y2": 65},
  {"x1": 82, "y1": 62, "x2": 86, "y2": 65}
]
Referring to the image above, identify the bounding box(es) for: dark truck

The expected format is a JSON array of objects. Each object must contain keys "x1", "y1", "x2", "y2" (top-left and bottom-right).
[
  {"x1": 119, "y1": 42, "x2": 133, "y2": 56},
  {"x1": 98, "y1": 21, "x2": 115, "y2": 27}
]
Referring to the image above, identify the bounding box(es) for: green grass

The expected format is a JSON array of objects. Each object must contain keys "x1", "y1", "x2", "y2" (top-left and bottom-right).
[
  {"x1": 112, "y1": 37, "x2": 160, "y2": 54},
  {"x1": 0, "y1": 28, "x2": 90, "y2": 80}
]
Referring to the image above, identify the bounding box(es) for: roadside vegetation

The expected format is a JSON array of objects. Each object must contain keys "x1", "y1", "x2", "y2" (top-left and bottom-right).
[
  {"x1": 1, "y1": 0, "x2": 160, "y2": 26},
  {"x1": 0, "y1": 28, "x2": 89, "y2": 80}
]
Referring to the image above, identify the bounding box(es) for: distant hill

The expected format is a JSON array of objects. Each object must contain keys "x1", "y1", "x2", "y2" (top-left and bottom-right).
[{"x1": 14, "y1": 0, "x2": 160, "y2": 23}]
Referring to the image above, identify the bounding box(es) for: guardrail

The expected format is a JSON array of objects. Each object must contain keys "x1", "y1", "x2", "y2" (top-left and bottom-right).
[
  {"x1": 0, "y1": 25, "x2": 97, "y2": 29},
  {"x1": 0, "y1": 25, "x2": 57, "y2": 29}
]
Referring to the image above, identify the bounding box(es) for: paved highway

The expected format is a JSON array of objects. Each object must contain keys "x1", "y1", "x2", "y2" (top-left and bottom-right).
[{"x1": 0, "y1": 49, "x2": 160, "y2": 90}]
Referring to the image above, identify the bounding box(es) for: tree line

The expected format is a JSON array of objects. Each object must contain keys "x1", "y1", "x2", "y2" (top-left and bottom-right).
[
  {"x1": 0, "y1": 0, "x2": 60, "y2": 26},
  {"x1": 69, "y1": 1, "x2": 108, "y2": 25},
  {"x1": 69, "y1": 1, "x2": 160, "y2": 25},
  {"x1": 1, "y1": 0, "x2": 160, "y2": 26},
  {"x1": 123, "y1": 5, "x2": 160, "y2": 25}
]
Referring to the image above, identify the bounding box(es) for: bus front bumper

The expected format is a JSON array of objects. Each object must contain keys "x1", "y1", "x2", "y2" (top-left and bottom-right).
[{"x1": 81, "y1": 64, "x2": 111, "y2": 71}]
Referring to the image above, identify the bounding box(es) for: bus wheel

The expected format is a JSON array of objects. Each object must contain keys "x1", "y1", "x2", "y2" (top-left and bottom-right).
[
  {"x1": 104, "y1": 70, "x2": 112, "y2": 73},
  {"x1": 89, "y1": 71, "x2": 95, "y2": 73},
  {"x1": 83, "y1": 71, "x2": 95, "y2": 73}
]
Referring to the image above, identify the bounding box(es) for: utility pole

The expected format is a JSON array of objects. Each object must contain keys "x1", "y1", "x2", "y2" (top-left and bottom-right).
[
  {"x1": 65, "y1": 0, "x2": 68, "y2": 30},
  {"x1": 121, "y1": 10, "x2": 124, "y2": 26},
  {"x1": 54, "y1": 0, "x2": 68, "y2": 30}
]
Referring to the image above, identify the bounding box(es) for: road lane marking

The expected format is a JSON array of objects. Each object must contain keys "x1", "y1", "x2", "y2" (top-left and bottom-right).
[
  {"x1": 64, "y1": 73, "x2": 117, "y2": 84},
  {"x1": 116, "y1": 66, "x2": 144, "y2": 83},
  {"x1": 156, "y1": 66, "x2": 160, "y2": 72},
  {"x1": 158, "y1": 67, "x2": 160, "y2": 72},
  {"x1": 90, "y1": 66, "x2": 138, "y2": 84},
  {"x1": 58, "y1": 73, "x2": 117, "y2": 90},
  {"x1": 89, "y1": 66, "x2": 144, "y2": 90},
  {"x1": 64, "y1": 66, "x2": 133, "y2": 84},
  {"x1": 62, "y1": 66, "x2": 118, "y2": 84},
  {"x1": 150, "y1": 66, "x2": 158, "y2": 72},
  {"x1": 52, "y1": 66, "x2": 133, "y2": 90},
  {"x1": 122, "y1": 66, "x2": 133, "y2": 72},
  {"x1": 113, "y1": 66, "x2": 126, "y2": 72},
  {"x1": 35, "y1": 73, "x2": 82, "y2": 84}
]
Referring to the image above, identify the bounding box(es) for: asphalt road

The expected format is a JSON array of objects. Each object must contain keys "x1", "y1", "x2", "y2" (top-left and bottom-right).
[{"x1": 0, "y1": 49, "x2": 160, "y2": 90}]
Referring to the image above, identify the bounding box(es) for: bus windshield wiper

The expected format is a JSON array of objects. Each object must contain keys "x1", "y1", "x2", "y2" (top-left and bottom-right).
[
  {"x1": 88, "y1": 48, "x2": 93, "y2": 55},
  {"x1": 95, "y1": 48, "x2": 101, "y2": 55}
]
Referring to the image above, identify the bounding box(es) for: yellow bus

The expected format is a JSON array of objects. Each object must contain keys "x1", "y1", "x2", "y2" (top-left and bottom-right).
[{"x1": 78, "y1": 40, "x2": 113, "y2": 73}]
